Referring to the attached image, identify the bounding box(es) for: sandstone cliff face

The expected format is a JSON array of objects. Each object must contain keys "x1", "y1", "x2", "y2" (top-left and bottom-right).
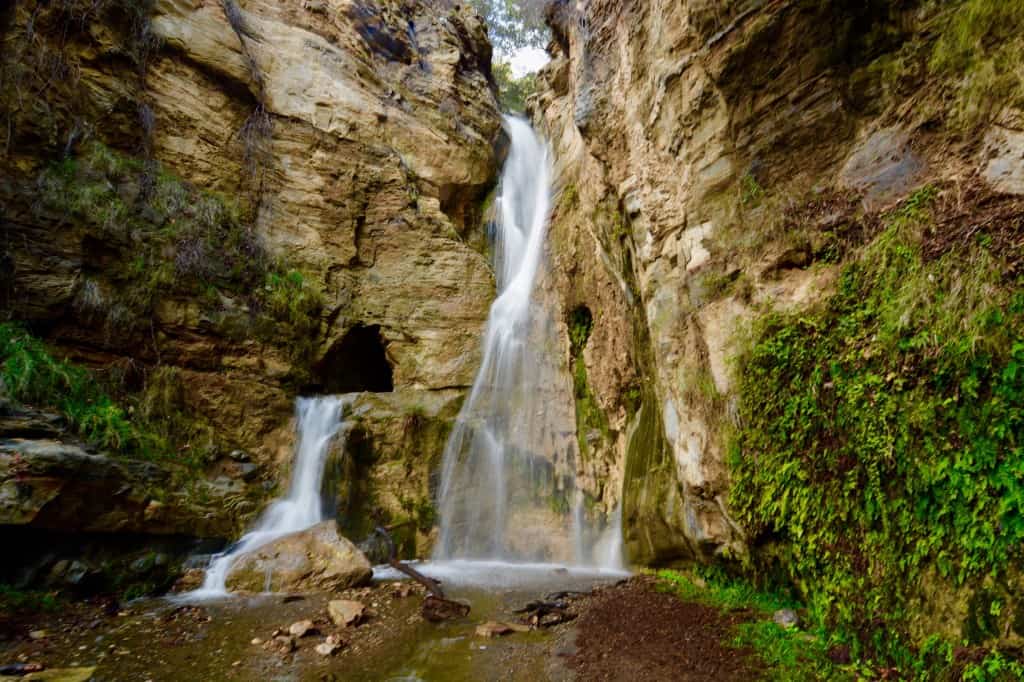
[
  {"x1": 533, "y1": 0, "x2": 1024, "y2": 575},
  {"x1": 0, "y1": 0, "x2": 501, "y2": 545}
]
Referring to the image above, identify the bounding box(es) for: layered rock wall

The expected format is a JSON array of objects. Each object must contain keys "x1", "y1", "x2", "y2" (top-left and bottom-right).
[
  {"x1": 534, "y1": 0, "x2": 1024, "y2": 569},
  {"x1": 0, "y1": 0, "x2": 501, "y2": 555}
]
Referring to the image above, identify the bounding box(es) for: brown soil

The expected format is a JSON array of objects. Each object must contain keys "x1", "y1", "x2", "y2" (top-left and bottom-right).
[{"x1": 565, "y1": 576, "x2": 762, "y2": 682}]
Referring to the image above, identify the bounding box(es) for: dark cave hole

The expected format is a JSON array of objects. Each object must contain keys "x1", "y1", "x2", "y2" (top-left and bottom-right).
[{"x1": 314, "y1": 324, "x2": 394, "y2": 393}]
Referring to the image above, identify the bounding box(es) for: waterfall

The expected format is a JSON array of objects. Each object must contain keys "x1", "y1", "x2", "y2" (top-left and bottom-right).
[
  {"x1": 434, "y1": 116, "x2": 623, "y2": 568},
  {"x1": 188, "y1": 395, "x2": 354, "y2": 598}
]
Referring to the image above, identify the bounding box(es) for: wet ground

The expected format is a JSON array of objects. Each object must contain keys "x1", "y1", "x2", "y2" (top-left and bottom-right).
[{"x1": 0, "y1": 567, "x2": 763, "y2": 681}]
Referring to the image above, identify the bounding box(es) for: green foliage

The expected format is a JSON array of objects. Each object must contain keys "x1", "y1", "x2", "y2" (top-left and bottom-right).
[
  {"x1": 0, "y1": 584, "x2": 63, "y2": 614},
  {"x1": 468, "y1": 0, "x2": 549, "y2": 52},
  {"x1": 492, "y1": 60, "x2": 537, "y2": 113},
  {"x1": 730, "y1": 185, "x2": 1024, "y2": 670},
  {"x1": 0, "y1": 324, "x2": 218, "y2": 467},
  {"x1": 1, "y1": 323, "x2": 147, "y2": 454},
  {"x1": 568, "y1": 305, "x2": 593, "y2": 356},
  {"x1": 930, "y1": 0, "x2": 1024, "y2": 127},
  {"x1": 657, "y1": 569, "x2": 848, "y2": 681},
  {"x1": 740, "y1": 172, "x2": 765, "y2": 207}
]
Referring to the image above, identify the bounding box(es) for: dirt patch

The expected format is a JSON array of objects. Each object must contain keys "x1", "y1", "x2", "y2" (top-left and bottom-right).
[{"x1": 565, "y1": 576, "x2": 762, "y2": 682}]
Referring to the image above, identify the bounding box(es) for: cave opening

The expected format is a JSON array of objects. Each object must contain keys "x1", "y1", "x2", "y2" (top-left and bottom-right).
[{"x1": 315, "y1": 324, "x2": 394, "y2": 393}]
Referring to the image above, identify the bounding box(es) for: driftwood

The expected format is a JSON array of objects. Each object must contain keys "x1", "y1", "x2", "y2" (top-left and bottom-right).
[
  {"x1": 544, "y1": 590, "x2": 592, "y2": 601},
  {"x1": 514, "y1": 599, "x2": 577, "y2": 628},
  {"x1": 371, "y1": 527, "x2": 470, "y2": 622}
]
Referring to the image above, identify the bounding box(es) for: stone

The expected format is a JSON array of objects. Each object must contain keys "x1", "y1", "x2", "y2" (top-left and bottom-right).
[
  {"x1": 422, "y1": 595, "x2": 471, "y2": 622},
  {"x1": 327, "y1": 600, "x2": 365, "y2": 627},
  {"x1": 981, "y1": 123, "x2": 1024, "y2": 196},
  {"x1": 225, "y1": 521, "x2": 372, "y2": 593},
  {"x1": 392, "y1": 582, "x2": 415, "y2": 598},
  {"x1": 314, "y1": 635, "x2": 343, "y2": 657},
  {"x1": 28, "y1": 630, "x2": 47, "y2": 640},
  {"x1": 287, "y1": 620, "x2": 316, "y2": 638},
  {"x1": 271, "y1": 635, "x2": 296, "y2": 654},
  {"x1": 773, "y1": 609, "x2": 800, "y2": 629},
  {"x1": 839, "y1": 127, "x2": 927, "y2": 209},
  {"x1": 475, "y1": 621, "x2": 531, "y2": 638}
]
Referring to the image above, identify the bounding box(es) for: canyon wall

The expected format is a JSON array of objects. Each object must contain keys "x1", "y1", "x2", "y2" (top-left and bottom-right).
[
  {"x1": 535, "y1": 0, "x2": 1024, "y2": 651},
  {"x1": 0, "y1": 0, "x2": 502, "y2": 583}
]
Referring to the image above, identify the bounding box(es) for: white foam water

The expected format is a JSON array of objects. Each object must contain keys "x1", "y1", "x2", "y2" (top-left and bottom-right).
[
  {"x1": 183, "y1": 395, "x2": 354, "y2": 600},
  {"x1": 433, "y1": 116, "x2": 625, "y2": 571}
]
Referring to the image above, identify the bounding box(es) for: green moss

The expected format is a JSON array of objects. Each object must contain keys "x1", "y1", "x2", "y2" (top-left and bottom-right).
[
  {"x1": 567, "y1": 306, "x2": 609, "y2": 461},
  {"x1": 730, "y1": 185, "x2": 1024, "y2": 670},
  {"x1": 0, "y1": 584, "x2": 64, "y2": 614}
]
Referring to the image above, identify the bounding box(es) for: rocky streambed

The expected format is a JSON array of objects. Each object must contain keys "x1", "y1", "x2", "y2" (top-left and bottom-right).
[{"x1": 0, "y1": 567, "x2": 637, "y2": 682}]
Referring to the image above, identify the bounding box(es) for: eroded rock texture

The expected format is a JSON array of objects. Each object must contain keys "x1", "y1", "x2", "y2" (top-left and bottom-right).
[
  {"x1": 534, "y1": 0, "x2": 1024, "y2": 574},
  {"x1": 0, "y1": 0, "x2": 502, "y2": 542}
]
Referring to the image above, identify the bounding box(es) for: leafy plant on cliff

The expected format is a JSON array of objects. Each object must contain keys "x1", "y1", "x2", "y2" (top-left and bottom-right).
[
  {"x1": 1, "y1": 323, "x2": 145, "y2": 454},
  {"x1": 0, "y1": 324, "x2": 220, "y2": 468},
  {"x1": 729, "y1": 185, "x2": 1024, "y2": 673}
]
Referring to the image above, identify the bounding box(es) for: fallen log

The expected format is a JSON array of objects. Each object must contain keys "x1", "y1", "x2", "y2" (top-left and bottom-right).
[{"x1": 371, "y1": 526, "x2": 470, "y2": 622}]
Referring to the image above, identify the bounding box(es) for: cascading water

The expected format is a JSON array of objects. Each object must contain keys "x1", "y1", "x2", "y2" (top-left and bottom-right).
[
  {"x1": 433, "y1": 116, "x2": 623, "y2": 570},
  {"x1": 187, "y1": 395, "x2": 354, "y2": 599}
]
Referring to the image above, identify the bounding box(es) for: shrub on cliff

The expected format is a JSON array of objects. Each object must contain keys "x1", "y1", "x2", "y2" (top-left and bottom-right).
[{"x1": 730, "y1": 186, "x2": 1024, "y2": 669}]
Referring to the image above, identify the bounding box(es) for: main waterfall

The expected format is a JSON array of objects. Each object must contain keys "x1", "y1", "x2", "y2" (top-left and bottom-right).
[{"x1": 434, "y1": 116, "x2": 621, "y2": 568}]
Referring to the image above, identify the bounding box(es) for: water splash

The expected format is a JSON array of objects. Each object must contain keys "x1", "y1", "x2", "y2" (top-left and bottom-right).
[
  {"x1": 434, "y1": 116, "x2": 623, "y2": 569},
  {"x1": 186, "y1": 395, "x2": 354, "y2": 599}
]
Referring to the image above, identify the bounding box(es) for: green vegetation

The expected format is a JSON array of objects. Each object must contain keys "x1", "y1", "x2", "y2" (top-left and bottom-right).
[
  {"x1": 468, "y1": 0, "x2": 548, "y2": 51},
  {"x1": 0, "y1": 323, "x2": 219, "y2": 467},
  {"x1": 930, "y1": 0, "x2": 1024, "y2": 127},
  {"x1": 658, "y1": 568, "x2": 847, "y2": 681},
  {"x1": 492, "y1": 61, "x2": 537, "y2": 113},
  {"x1": 729, "y1": 185, "x2": 1024, "y2": 673},
  {"x1": 659, "y1": 568, "x2": 1024, "y2": 681},
  {"x1": 0, "y1": 585, "x2": 63, "y2": 614},
  {"x1": 37, "y1": 141, "x2": 324, "y2": 364},
  {"x1": 567, "y1": 306, "x2": 609, "y2": 460},
  {"x1": 1, "y1": 323, "x2": 149, "y2": 455}
]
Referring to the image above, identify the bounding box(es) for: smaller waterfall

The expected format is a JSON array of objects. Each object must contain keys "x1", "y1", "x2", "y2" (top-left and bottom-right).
[{"x1": 187, "y1": 395, "x2": 354, "y2": 599}]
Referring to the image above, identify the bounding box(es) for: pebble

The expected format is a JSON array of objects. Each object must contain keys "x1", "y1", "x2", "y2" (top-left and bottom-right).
[
  {"x1": 28, "y1": 630, "x2": 48, "y2": 640},
  {"x1": 251, "y1": 637, "x2": 264, "y2": 646},
  {"x1": 289, "y1": 620, "x2": 316, "y2": 638},
  {"x1": 773, "y1": 609, "x2": 800, "y2": 629}
]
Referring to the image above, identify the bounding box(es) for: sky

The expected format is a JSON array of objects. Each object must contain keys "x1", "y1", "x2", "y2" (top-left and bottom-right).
[{"x1": 506, "y1": 46, "x2": 550, "y2": 77}]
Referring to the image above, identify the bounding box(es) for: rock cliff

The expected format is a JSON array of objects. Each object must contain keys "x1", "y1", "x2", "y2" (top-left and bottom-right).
[
  {"x1": 534, "y1": 0, "x2": 1024, "y2": 652},
  {"x1": 0, "y1": 0, "x2": 502, "y2": 575}
]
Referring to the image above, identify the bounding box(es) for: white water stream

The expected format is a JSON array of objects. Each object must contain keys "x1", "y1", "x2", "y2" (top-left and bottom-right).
[
  {"x1": 186, "y1": 395, "x2": 354, "y2": 599},
  {"x1": 433, "y1": 116, "x2": 625, "y2": 572}
]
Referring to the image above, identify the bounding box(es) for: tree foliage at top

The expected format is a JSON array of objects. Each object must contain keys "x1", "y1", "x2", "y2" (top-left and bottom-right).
[
  {"x1": 469, "y1": 0, "x2": 549, "y2": 52},
  {"x1": 492, "y1": 61, "x2": 537, "y2": 113}
]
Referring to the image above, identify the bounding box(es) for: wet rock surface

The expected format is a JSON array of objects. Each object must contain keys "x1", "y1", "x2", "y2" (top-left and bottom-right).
[{"x1": 225, "y1": 521, "x2": 373, "y2": 593}]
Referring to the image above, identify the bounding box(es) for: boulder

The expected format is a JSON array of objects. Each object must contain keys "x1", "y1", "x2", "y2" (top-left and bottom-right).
[
  {"x1": 225, "y1": 521, "x2": 372, "y2": 593},
  {"x1": 328, "y1": 599, "x2": 366, "y2": 627}
]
